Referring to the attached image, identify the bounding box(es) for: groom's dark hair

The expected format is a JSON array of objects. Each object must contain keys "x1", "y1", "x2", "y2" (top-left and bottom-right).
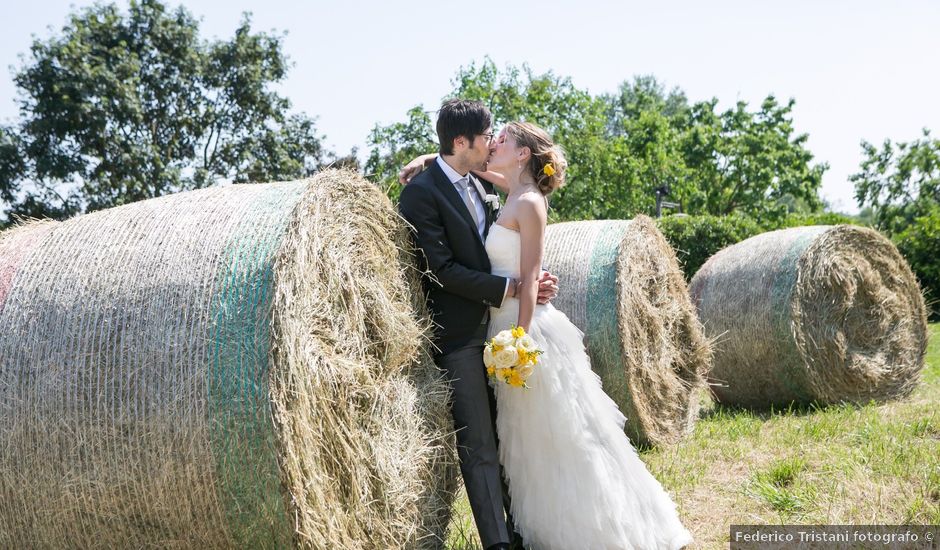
[{"x1": 436, "y1": 99, "x2": 491, "y2": 155}]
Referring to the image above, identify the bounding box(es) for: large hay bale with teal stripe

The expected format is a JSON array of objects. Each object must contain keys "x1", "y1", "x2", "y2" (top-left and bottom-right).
[
  {"x1": 0, "y1": 170, "x2": 457, "y2": 549},
  {"x1": 543, "y1": 217, "x2": 711, "y2": 446},
  {"x1": 689, "y1": 225, "x2": 928, "y2": 408}
]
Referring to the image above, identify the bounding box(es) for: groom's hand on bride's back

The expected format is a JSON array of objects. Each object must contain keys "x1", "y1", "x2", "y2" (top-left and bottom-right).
[{"x1": 537, "y1": 271, "x2": 559, "y2": 305}]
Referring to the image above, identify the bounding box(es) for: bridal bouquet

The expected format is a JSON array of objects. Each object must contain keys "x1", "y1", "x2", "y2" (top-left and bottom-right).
[{"x1": 483, "y1": 326, "x2": 543, "y2": 388}]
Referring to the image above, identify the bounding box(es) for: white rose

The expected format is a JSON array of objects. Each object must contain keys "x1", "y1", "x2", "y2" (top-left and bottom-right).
[
  {"x1": 483, "y1": 345, "x2": 495, "y2": 368},
  {"x1": 494, "y1": 346, "x2": 518, "y2": 369},
  {"x1": 516, "y1": 334, "x2": 538, "y2": 353},
  {"x1": 484, "y1": 194, "x2": 500, "y2": 210},
  {"x1": 519, "y1": 364, "x2": 535, "y2": 378},
  {"x1": 492, "y1": 330, "x2": 515, "y2": 347}
]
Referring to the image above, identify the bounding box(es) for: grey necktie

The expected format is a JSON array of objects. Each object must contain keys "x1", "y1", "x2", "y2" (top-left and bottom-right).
[{"x1": 458, "y1": 176, "x2": 481, "y2": 230}]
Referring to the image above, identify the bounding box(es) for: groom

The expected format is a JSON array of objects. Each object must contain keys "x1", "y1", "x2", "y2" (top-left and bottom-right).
[{"x1": 398, "y1": 99, "x2": 557, "y2": 550}]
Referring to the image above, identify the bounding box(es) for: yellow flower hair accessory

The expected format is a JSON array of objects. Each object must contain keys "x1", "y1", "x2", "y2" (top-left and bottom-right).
[{"x1": 542, "y1": 163, "x2": 555, "y2": 177}]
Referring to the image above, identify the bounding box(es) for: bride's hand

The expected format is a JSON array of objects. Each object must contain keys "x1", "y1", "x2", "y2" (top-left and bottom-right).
[
  {"x1": 398, "y1": 154, "x2": 437, "y2": 184},
  {"x1": 536, "y1": 271, "x2": 559, "y2": 305}
]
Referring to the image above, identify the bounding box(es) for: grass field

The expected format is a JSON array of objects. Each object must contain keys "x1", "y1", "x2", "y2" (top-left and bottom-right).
[{"x1": 444, "y1": 323, "x2": 940, "y2": 549}]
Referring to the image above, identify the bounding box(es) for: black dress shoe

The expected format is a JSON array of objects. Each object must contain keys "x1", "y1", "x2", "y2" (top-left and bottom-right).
[{"x1": 485, "y1": 544, "x2": 510, "y2": 550}]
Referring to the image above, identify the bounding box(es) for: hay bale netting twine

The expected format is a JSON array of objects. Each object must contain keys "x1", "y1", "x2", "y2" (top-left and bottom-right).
[
  {"x1": 0, "y1": 169, "x2": 458, "y2": 549},
  {"x1": 689, "y1": 224, "x2": 928, "y2": 409},
  {"x1": 543, "y1": 217, "x2": 712, "y2": 446}
]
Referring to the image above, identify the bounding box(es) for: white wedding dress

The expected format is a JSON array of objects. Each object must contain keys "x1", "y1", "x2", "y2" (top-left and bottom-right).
[{"x1": 485, "y1": 224, "x2": 693, "y2": 550}]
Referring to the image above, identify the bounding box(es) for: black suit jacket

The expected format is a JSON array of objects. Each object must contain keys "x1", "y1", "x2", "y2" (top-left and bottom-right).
[{"x1": 398, "y1": 161, "x2": 507, "y2": 355}]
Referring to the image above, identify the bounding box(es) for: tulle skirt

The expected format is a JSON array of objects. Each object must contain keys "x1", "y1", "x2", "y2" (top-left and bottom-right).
[{"x1": 488, "y1": 302, "x2": 693, "y2": 550}]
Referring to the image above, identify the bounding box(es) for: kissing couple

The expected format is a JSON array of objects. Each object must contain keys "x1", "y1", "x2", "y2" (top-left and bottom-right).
[{"x1": 398, "y1": 99, "x2": 692, "y2": 550}]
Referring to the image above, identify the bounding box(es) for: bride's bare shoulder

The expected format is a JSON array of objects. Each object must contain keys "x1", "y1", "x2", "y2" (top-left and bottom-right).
[
  {"x1": 517, "y1": 191, "x2": 547, "y2": 212},
  {"x1": 515, "y1": 192, "x2": 548, "y2": 227}
]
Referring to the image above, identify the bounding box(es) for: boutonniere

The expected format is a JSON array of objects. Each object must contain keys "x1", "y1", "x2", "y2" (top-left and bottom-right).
[
  {"x1": 471, "y1": 177, "x2": 500, "y2": 212},
  {"x1": 483, "y1": 194, "x2": 500, "y2": 211}
]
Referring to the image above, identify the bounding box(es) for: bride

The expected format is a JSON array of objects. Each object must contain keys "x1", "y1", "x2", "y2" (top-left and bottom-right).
[
  {"x1": 402, "y1": 122, "x2": 693, "y2": 549},
  {"x1": 477, "y1": 122, "x2": 692, "y2": 549}
]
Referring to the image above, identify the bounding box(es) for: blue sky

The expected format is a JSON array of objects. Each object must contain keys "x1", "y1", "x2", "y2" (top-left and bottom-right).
[{"x1": 2, "y1": 0, "x2": 939, "y2": 213}]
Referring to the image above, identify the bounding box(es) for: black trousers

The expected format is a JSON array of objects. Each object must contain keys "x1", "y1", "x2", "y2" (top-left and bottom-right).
[{"x1": 435, "y1": 322, "x2": 518, "y2": 549}]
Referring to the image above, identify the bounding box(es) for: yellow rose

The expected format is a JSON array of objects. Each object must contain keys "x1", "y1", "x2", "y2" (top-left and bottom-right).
[
  {"x1": 508, "y1": 370, "x2": 524, "y2": 387},
  {"x1": 543, "y1": 163, "x2": 555, "y2": 177}
]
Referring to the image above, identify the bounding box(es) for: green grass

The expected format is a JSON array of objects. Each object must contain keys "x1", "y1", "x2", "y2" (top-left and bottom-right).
[
  {"x1": 443, "y1": 323, "x2": 940, "y2": 549},
  {"x1": 444, "y1": 485, "x2": 481, "y2": 550},
  {"x1": 746, "y1": 456, "x2": 814, "y2": 518}
]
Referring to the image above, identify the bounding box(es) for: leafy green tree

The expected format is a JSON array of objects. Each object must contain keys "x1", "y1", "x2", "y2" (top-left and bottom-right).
[
  {"x1": 0, "y1": 0, "x2": 331, "y2": 226},
  {"x1": 852, "y1": 128, "x2": 940, "y2": 234},
  {"x1": 602, "y1": 77, "x2": 828, "y2": 222},
  {"x1": 365, "y1": 107, "x2": 436, "y2": 202},
  {"x1": 366, "y1": 60, "x2": 613, "y2": 218},
  {"x1": 604, "y1": 75, "x2": 690, "y2": 132},
  {"x1": 855, "y1": 206, "x2": 876, "y2": 226},
  {"x1": 449, "y1": 61, "x2": 626, "y2": 221},
  {"x1": 851, "y1": 129, "x2": 940, "y2": 318},
  {"x1": 669, "y1": 96, "x2": 826, "y2": 223},
  {"x1": 367, "y1": 60, "x2": 827, "y2": 224},
  {"x1": 367, "y1": 60, "x2": 657, "y2": 220}
]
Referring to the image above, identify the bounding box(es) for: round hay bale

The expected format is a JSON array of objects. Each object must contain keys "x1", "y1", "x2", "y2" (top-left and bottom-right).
[
  {"x1": 0, "y1": 219, "x2": 58, "y2": 312},
  {"x1": 0, "y1": 170, "x2": 457, "y2": 549},
  {"x1": 689, "y1": 224, "x2": 928, "y2": 408},
  {"x1": 543, "y1": 217, "x2": 711, "y2": 446}
]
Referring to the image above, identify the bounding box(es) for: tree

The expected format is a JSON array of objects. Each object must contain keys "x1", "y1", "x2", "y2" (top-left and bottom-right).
[
  {"x1": 677, "y1": 96, "x2": 827, "y2": 223},
  {"x1": 855, "y1": 206, "x2": 876, "y2": 226},
  {"x1": 365, "y1": 59, "x2": 612, "y2": 216},
  {"x1": 604, "y1": 75, "x2": 690, "y2": 134},
  {"x1": 365, "y1": 107, "x2": 436, "y2": 202},
  {"x1": 367, "y1": 60, "x2": 827, "y2": 223},
  {"x1": 852, "y1": 128, "x2": 940, "y2": 234},
  {"x1": 366, "y1": 59, "x2": 638, "y2": 220},
  {"x1": 600, "y1": 77, "x2": 827, "y2": 222},
  {"x1": 448, "y1": 61, "x2": 627, "y2": 221},
  {"x1": 0, "y1": 0, "x2": 332, "y2": 226}
]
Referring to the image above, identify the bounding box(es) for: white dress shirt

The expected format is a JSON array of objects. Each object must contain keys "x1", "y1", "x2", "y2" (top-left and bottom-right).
[{"x1": 437, "y1": 157, "x2": 487, "y2": 239}]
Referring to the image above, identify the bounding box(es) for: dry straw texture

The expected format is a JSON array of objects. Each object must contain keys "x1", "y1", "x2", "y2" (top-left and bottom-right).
[
  {"x1": 543, "y1": 217, "x2": 711, "y2": 446},
  {"x1": 0, "y1": 169, "x2": 457, "y2": 549},
  {"x1": 690, "y1": 224, "x2": 928, "y2": 408},
  {"x1": 0, "y1": 219, "x2": 57, "y2": 310}
]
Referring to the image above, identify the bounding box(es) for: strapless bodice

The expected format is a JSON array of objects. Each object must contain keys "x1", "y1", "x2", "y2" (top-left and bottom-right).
[{"x1": 485, "y1": 224, "x2": 521, "y2": 279}]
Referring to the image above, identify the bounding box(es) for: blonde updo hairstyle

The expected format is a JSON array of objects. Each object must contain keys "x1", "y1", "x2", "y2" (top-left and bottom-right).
[{"x1": 505, "y1": 122, "x2": 567, "y2": 196}]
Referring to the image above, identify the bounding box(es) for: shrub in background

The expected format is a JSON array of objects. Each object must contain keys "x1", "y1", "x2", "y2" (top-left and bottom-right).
[{"x1": 893, "y1": 211, "x2": 940, "y2": 320}]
